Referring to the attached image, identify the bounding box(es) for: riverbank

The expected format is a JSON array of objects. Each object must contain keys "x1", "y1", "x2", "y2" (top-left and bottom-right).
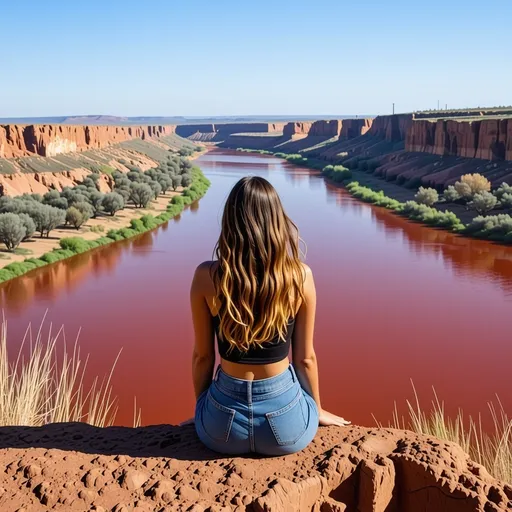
[
  {"x1": 0, "y1": 422, "x2": 509, "y2": 511},
  {"x1": 0, "y1": 166, "x2": 211, "y2": 283},
  {"x1": 235, "y1": 148, "x2": 512, "y2": 244}
]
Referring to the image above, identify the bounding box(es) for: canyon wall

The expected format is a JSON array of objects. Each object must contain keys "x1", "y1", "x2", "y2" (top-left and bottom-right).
[
  {"x1": 406, "y1": 118, "x2": 512, "y2": 160},
  {"x1": 369, "y1": 114, "x2": 414, "y2": 142},
  {"x1": 175, "y1": 122, "x2": 285, "y2": 140},
  {"x1": 0, "y1": 124, "x2": 176, "y2": 158}
]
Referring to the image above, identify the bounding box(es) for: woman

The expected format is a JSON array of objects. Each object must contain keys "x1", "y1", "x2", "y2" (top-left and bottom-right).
[{"x1": 190, "y1": 176, "x2": 349, "y2": 456}]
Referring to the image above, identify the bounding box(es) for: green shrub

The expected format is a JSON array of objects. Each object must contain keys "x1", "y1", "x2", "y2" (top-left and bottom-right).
[
  {"x1": 465, "y1": 214, "x2": 512, "y2": 240},
  {"x1": 59, "y1": 237, "x2": 91, "y2": 254},
  {"x1": 3, "y1": 262, "x2": 36, "y2": 276},
  {"x1": 24, "y1": 258, "x2": 47, "y2": 268},
  {"x1": 415, "y1": 187, "x2": 439, "y2": 206},
  {"x1": 107, "y1": 229, "x2": 124, "y2": 241},
  {"x1": 470, "y1": 191, "x2": 498, "y2": 215},
  {"x1": 118, "y1": 228, "x2": 137, "y2": 239},
  {"x1": 494, "y1": 182, "x2": 512, "y2": 201},
  {"x1": 140, "y1": 215, "x2": 157, "y2": 229},
  {"x1": 0, "y1": 269, "x2": 16, "y2": 282},
  {"x1": 443, "y1": 185, "x2": 461, "y2": 202},
  {"x1": 130, "y1": 219, "x2": 146, "y2": 233}
]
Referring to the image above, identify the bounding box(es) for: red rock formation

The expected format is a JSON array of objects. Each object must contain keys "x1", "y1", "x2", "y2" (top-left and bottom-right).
[
  {"x1": 283, "y1": 122, "x2": 314, "y2": 137},
  {"x1": 0, "y1": 423, "x2": 509, "y2": 511},
  {"x1": 369, "y1": 114, "x2": 414, "y2": 142},
  {"x1": 340, "y1": 118, "x2": 373, "y2": 138},
  {"x1": 308, "y1": 120, "x2": 343, "y2": 137},
  {"x1": 0, "y1": 124, "x2": 175, "y2": 158},
  {"x1": 406, "y1": 118, "x2": 512, "y2": 161}
]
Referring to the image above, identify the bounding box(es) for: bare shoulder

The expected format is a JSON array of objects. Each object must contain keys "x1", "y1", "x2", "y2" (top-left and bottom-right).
[
  {"x1": 300, "y1": 262, "x2": 314, "y2": 283},
  {"x1": 192, "y1": 261, "x2": 217, "y2": 291}
]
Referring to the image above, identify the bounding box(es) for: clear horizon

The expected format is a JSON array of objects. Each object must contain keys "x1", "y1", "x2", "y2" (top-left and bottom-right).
[{"x1": 1, "y1": 0, "x2": 510, "y2": 118}]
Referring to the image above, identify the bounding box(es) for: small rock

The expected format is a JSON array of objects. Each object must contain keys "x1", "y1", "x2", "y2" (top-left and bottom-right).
[
  {"x1": 120, "y1": 469, "x2": 149, "y2": 491},
  {"x1": 177, "y1": 485, "x2": 200, "y2": 501},
  {"x1": 78, "y1": 489, "x2": 96, "y2": 503},
  {"x1": 24, "y1": 464, "x2": 42, "y2": 478}
]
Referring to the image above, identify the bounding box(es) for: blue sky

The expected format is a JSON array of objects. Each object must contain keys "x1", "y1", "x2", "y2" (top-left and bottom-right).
[{"x1": 1, "y1": 0, "x2": 510, "y2": 117}]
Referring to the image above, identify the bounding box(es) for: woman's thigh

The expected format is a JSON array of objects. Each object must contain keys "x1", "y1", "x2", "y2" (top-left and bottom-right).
[
  {"x1": 194, "y1": 382, "x2": 251, "y2": 455},
  {"x1": 253, "y1": 383, "x2": 319, "y2": 456}
]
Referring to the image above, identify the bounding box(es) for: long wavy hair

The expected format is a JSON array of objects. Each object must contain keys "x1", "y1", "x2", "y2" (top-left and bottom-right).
[{"x1": 212, "y1": 176, "x2": 305, "y2": 352}]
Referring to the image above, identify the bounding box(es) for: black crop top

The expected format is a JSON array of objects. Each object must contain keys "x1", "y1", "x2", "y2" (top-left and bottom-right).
[{"x1": 213, "y1": 315, "x2": 295, "y2": 365}]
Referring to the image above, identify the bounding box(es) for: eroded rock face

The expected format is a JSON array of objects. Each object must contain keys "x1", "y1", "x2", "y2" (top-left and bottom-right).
[
  {"x1": 369, "y1": 114, "x2": 414, "y2": 142},
  {"x1": 0, "y1": 423, "x2": 509, "y2": 511},
  {"x1": 406, "y1": 118, "x2": 512, "y2": 161},
  {"x1": 0, "y1": 124, "x2": 176, "y2": 158},
  {"x1": 283, "y1": 122, "x2": 314, "y2": 137}
]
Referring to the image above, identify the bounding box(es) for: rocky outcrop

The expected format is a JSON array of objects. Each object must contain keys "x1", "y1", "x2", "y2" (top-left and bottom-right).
[
  {"x1": 0, "y1": 124, "x2": 176, "y2": 158},
  {"x1": 176, "y1": 123, "x2": 285, "y2": 140},
  {"x1": 0, "y1": 423, "x2": 509, "y2": 511},
  {"x1": 369, "y1": 114, "x2": 414, "y2": 142},
  {"x1": 340, "y1": 118, "x2": 374, "y2": 139},
  {"x1": 283, "y1": 122, "x2": 314, "y2": 137},
  {"x1": 406, "y1": 118, "x2": 512, "y2": 161},
  {"x1": 309, "y1": 120, "x2": 343, "y2": 137},
  {"x1": 0, "y1": 169, "x2": 113, "y2": 196}
]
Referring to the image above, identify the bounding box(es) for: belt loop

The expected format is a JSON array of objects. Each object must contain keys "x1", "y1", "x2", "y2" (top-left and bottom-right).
[
  {"x1": 214, "y1": 365, "x2": 221, "y2": 382},
  {"x1": 289, "y1": 364, "x2": 296, "y2": 382}
]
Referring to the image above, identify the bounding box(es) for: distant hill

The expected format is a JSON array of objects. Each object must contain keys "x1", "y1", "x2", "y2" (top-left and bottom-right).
[{"x1": 0, "y1": 115, "x2": 367, "y2": 126}]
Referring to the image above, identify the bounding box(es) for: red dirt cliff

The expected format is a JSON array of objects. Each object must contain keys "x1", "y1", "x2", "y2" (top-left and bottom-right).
[
  {"x1": 0, "y1": 124, "x2": 176, "y2": 158},
  {"x1": 406, "y1": 118, "x2": 512, "y2": 161},
  {"x1": 0, "y1": 423, "x2": 510, "y2": 511}
]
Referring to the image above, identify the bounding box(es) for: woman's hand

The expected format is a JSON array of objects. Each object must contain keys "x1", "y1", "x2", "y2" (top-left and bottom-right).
[{"x1": 318, "y1": 409, "x2": 351, "y2": 427}]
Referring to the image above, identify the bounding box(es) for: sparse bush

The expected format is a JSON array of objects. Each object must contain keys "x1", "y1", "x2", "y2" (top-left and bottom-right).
[
  {"x1": 322, "y1": 165, "x2": 352, "y2": 183},
  {"x1": 500, "y1": 193, "x2": 512, "y2": 209},
  {"x1": 0, "y1": 213, "x2": 26, "y2": 251},
  {"x1": 415, "y1": 187, "x2": 439, "y2": 206},
  {"x1": 494, "y1": 183, "x2": 512, "y2": 201},
  {"x1": 102, "y1": 192, "x2": 124, "y2": 216},
  {"x1": 470, "y1": 191, "x2": 498, "y2": 215},
  {"x1": 59, "y1": 237, "x2": 91, "y2": 253},
  {"x1": 455, "y1": 174, "x2": 491, "y2": 200},
  {"x1": 443, "y1": 185, "x2": 461, "y2": 203},
  {"x1": 130, "y1": 219, "x2": 146, "y2": 233},
  {"x1": 465, "y1": 214, "x2": 512, "y2": 241}
]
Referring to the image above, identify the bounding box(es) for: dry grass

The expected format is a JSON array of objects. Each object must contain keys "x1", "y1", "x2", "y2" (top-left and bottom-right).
[
  {"x1": 375, "y1": 381, "x2": 512, "y2": 483},
  {"x1": 0, "y1": 316, "x2": 120, "y2": 427}
]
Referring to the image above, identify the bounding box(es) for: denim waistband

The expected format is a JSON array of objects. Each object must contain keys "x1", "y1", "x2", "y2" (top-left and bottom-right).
[{"x1": 214, "y1": 364, "x2": 297, "y2": 401}]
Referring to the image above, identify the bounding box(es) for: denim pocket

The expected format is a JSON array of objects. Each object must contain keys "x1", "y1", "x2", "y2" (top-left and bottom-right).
[
  {"x1": 200, "y1": 390, "x2": 236, "y2": 443},
  {"x1": 266, "y1": 389, "x2": 307, "y2": 446}
]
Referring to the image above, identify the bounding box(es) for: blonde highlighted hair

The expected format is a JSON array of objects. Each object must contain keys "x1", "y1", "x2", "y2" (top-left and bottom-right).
[{"x1": 213, "y1": 176, "x2": 305, "y2": 352}]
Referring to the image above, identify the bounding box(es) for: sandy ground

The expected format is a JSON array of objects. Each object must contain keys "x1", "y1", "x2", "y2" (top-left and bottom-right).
[
  {"x1": 0, "y1": 422, "x2": 508, "y2": 511},
  {"x1": 0, "y1": 191, "x2": 180, "y2": 265}
]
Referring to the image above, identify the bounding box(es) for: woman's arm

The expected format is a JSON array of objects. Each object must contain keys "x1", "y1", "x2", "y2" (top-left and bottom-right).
[
  {"x1": 190, "y1": 263, "x2": 216, "y2": 399},
  {"x1": 292, "y1": 264, "x2": 350, "y2": 427}
]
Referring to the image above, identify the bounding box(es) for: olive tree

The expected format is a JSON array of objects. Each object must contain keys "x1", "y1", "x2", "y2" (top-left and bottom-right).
[
  {"x1": 158, "y1": 175, "x2": 173, "y2": 193},
  {"x1": 149, "y1": 180, "x2": 162, "y2": 199},
  {"x1": 171, "y1": 174, "x2": 182, "y2": 191},
  {"x1": 29, "y1": 204, "x2": 66, "y2": 237},
  {"x1": 414, "y1": 187, "x2": 439, "y2": 206},
  {"x1": 18, "y1": 213, "x2": 36, "y2": 241},
  {"x1": 0, "y1": 213, "x2": 26, "y2": 251},
  {"x1": 66, "y1": 207, "x2": 86, "y2": 229},
  {"x1": 470, "y1": 191, "x2": 498, "y2": 215},
  {"x1": 73, "y1": 201, "x2": 94, "y2": 224},
  {"x1": 181, "y1": 174, "x2": 193, "y2": 188},
  {"x1": 102, "y1": 192, "x2": 124, "y2": 216},
  {"x1": 88, "y1": 190, "x2": 105, "y2": 218},
  {"x1": 129, "y1": 182, "x2": 153, "y2": 208}
]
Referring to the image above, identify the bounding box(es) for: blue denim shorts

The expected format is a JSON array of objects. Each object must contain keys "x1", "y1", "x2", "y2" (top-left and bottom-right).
[{"x1": 195, "y1": 364, "x2": 319, "y2": 456}]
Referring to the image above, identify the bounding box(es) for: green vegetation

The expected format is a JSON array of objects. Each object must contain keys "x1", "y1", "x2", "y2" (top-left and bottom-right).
[
  {"x1": 321, "y1": 165, "x2": 352, "y2": 183},
  {"x1": 414, "y1": 186, "x2": 439, "y2": 206},
  {"x1": 0, "y1": 166, "x2": 210, "y2": 283}
]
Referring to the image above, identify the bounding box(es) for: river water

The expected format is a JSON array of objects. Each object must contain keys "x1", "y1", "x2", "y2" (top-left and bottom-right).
[{"x1": 1, "y1": 150, "x2": 512, "y2": 428}]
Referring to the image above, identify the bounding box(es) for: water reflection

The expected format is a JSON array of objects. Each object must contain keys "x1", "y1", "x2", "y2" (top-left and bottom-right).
[{"x1": 1, "y1": 149, "x2": 512, "y2": 428}]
